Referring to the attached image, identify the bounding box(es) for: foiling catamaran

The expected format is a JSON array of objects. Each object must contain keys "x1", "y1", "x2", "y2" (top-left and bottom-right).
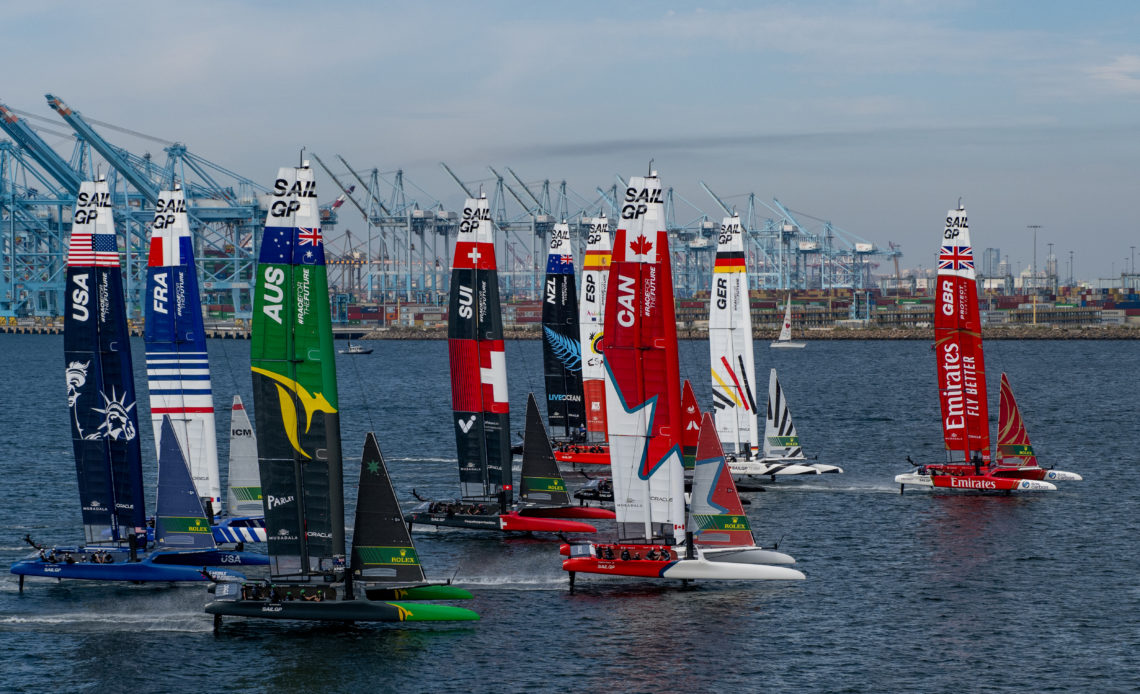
[
  {"x1": 554, "y1": 216, "x2": 612, "y2": 466},
  {"x1": 559, "y1": 172, "x2": 805, "y2": 587},
  {"x1": 12, "y1": 179, "x2": 260, "y2": 586},
  {"x1": 143, "y1": 185, "x2": 265, "y2": 544},
  {"x1": 405, "y1": 195, "x2": 605, "y2": 534},
  {"x1": 896, "y1": 203, "x2": 1073, "y2": 493},
  {"x1": 206, "y1": 163, "x2": 477, "y2": 624},
  {"x1": 708, "y1": 218, "x2": 838, "y2": 477}
]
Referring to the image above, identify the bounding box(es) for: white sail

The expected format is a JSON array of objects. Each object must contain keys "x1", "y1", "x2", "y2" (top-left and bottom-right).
[
  {"x1": 777, "y1": 296, "x2": 794, "y2": 342},
  {"x1": 225, "y1": 395, "x2": 262, "y2": 517},
  {"x1": 578, "y1": 217, "x2": 611, "y2": 442},
  {"x1": 763, "y1": 369, "x2": 805, "y2": 460},
  {"x1": 709, "y1": 214, "x2": 759, "y2": 459}
]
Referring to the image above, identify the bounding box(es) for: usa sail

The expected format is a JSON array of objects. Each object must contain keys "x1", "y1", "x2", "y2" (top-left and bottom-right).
[
  {"x1": 709, "y1": 214, "x2": 759, "y2": 458},
  {"x1": 448, "y1": 194, "x2": 511, "y2": 505},
  {"x1": 64, "y1": 178, "x2": 146, "y2": 545},
  {"x1": 249, "y1": 163, "x2": 345, "y2": 580},
  {"x1": 578, "y1": 216, "x2": 611, "y2": 442},
  {"x1": 542, "y1": 221, "x2": 585, "y2": 439},
  {"x1": 144, "y1": 184, "x2": 221, "y2": 517},
  {"x1": 603, "y1": 173, "x2": 686, "y2": 545},
  {"x1": 935, "y1": 204, "x2": 989, "y2": 462}
]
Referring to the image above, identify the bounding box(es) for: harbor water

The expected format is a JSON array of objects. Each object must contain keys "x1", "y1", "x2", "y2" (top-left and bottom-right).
[{"x1": 0, "y1": 335, "x2": 1137, "y2": 693}]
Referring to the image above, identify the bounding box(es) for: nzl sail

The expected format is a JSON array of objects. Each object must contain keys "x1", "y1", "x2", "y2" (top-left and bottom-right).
[
  {"x1": 144, "y1": 185, "x2": 221, "y2": 517},
  {"x1": 709, "y1": 214, "x2": 759, "y2": 458},
  {"x1": 64, "y1": 178, "x2": 146, "y2": 544},
  {"x1": 603, "y1": 173, "x2": 686, "y2": 545},
  {"x1": 934, "y1": 204, "x2": 989, "y2": 462},
  {"x1": 449, "y1": 195, "x2": 511, "y2": 505},
  {"x1": 250, "y1": 163, "x2": 345, "y2": 579},
  {"x1": 542, "y1": 221, "x2": 585, "y2": 439},
  {"x1": 996, "y1": 373, "x2": 1037, "y2": 468},
  {"x1": 578, "y1": 216, "x2": 611, "y2": 442}
]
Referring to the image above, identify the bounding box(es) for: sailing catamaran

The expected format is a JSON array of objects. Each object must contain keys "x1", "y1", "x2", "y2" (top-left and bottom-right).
[
  {"x1": 542, "y1": 221, "x2": 586, "y2": 440},
  {"x1": 988, "y1": 373, "x2": 1082, "y2": 482},
  {"x1": 555, "y1": 216, "x2": 612, "y2": 465},
  {"x1": 770, "y1": 295, "x2": 806, "y2": 348},
  {"x1": 12, "y1": 179, "x2": 257, "y2": 586},
  {"x1": 207, "y1": 163, "x2": 476, "y2": 624},
  {"x1": 896, "y1": 203, "x2": 1055, "y2": 493},
  {"x1": 405, "y1": 195, "x2": 603, "y2": 534},
  {"x1": 559, "y1": 172, "x2": 805, "y2": 586}
]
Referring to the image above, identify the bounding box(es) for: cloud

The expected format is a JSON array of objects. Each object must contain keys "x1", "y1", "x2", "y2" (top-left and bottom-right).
[{"x1": 1087, "y1": 54, "x2": 1140, "y2": 95}]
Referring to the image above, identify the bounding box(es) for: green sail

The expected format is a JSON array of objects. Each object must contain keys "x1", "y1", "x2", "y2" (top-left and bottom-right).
[{"x1": 250, "y1": 164, "x2": 344, "y2": 580}]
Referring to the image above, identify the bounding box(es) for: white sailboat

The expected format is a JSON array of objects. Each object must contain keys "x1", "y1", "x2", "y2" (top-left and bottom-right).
[{"x1": 770, "y1": 295, "x2": 806, "y2": 348}]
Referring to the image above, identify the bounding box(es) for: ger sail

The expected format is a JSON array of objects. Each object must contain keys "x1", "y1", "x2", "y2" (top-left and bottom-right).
[
  {"x1": 144, "y1": 184, "x2": 221, "y2": 517},
  {"x1": 542, "y1": 221, "x2": 585, "y2": 440}
]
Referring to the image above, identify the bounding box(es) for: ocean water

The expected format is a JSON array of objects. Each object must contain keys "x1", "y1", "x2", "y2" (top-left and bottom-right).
[{"x1": 0, "y1": 335, "x2": 1137, "y2": 693}]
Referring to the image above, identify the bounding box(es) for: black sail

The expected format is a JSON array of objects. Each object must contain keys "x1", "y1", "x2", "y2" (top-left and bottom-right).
[
  {"x1": 519, "y1": 394, "x2": 572, "y2": 508},
  {"x1": 541, "y1": 223, "x2": 585, "y2": 438},
  {"x1": 350, "y1": 433, "x2": 427, "y2": 585}
]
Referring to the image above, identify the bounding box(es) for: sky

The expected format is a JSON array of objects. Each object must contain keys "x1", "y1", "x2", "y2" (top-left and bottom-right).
[{"x1": 4, "y1": 0, "x2": 1140, "y2": 279}]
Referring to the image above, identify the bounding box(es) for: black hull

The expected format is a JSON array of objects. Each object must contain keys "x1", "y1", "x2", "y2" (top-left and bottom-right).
[
  {"x1": 205, "y1": 598, "x2": 407, "y2": 622},
  {"x1": 405, "y1": 511, "x2": 502, "y2": 531}
]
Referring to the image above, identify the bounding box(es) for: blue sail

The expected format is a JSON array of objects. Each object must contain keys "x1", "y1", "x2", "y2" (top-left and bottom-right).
[
  {"x1": 154, "y1": 416, "x2": 216, "y2": 550},
  {"x1": 65, "y1": 179, "x2": 146, "y2": 544}
]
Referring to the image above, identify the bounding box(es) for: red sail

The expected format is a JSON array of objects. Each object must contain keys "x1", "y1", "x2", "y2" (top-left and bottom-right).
[
  {"x1": 933, "y1": 206, "x2": 990, "y2": 462},
  {"x1": 997, "y1": 373, "x2": 1037, "y2": 467},
  {"x1": 680, "y1": 380, "x2": 701, "y2": 469},
  {"x1": 691, "y1": 413, "x2": 754, "y2": 548}
]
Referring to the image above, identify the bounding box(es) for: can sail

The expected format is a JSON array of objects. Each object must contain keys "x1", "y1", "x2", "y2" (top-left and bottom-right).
[
  {"x1": 144, "y1": 185, "x2": 221, "y2": 517},
  {"x1": 350, "y1": 433, "x2": 426, "y2": 584},
  {"x1": 541, "y1": 221, "x2": 585, "y2": 439},
  {"x1": 709, "y1": 214, "x2": 758, "y2": 458},
  {"x1": 448, "y1": 195, "x2": 511, "y2": 504},
  {"x1": 154, "y1": 415, "x2": 216, "y2": 550},
  {"x1": 519, "y1": 394, "x2": 572, "y2": 508},
  {"x1": 225, "y1": 395, "x2": 262, "y2": 516},
  {"x1": 680, "y1": 380, "x2": 702, "y2": 469},
  {"x1": 690, "y1": 413, "x2": 755, "y2": 549},
  {"x1": 996, "y1": 373, "x2": 1037, "y2": 468},
  {"x1": 603, "y1": 173, "x2": 685, "y2": 545},
  {"x1": 934, "y1": 204, "x2": 989, "y2": 461},
  {"x1": 578, "y1": 216, "x2": 611, "y2": 442},
  {"x1": 250, "y1": 164, "x2": 345, "y2": 580},
  {"x1": 64, "y1": 178, "x2": 146, "y2": 544}
]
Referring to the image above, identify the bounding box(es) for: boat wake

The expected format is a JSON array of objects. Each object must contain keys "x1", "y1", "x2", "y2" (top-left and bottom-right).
[
  {"x1": 0, "y1": 610, "x2": 212, "y2": 632},
  {"x1": 391, "y1": 457, "x2": 456, "y2": 464}
]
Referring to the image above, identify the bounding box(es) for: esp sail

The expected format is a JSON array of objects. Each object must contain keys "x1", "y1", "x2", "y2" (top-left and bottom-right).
[
  {"x1": 448, "y1": 195, "x2": 511, "y2": 505},
  {"x1": 603, "y1": 173, "x2": 686, "y2": 545},
  {"x1": 690, "y1": 413, "x2": 755, "y2": 549},
  {"x1": 154, "y1": 415, "x2": 216, "y2": 550},
  {"x1": 709, "y1": 214, "x2": 759, "y2": 458},
  {"x1": 934, "y1": 204, "x2": 990, "y2": 462},
  {"x1": 225, "y1": 395, "x2": 262, "y2": 516},
  {"x1": 250, "y1": 163, "x2": 345, "y2": 580},
  {"x1": 64, "y1": 178, "x2": 146, "y2": 544},
  {"x1": 144, "y1": 184, "x2": 221, "y2": 516},
  {"x1": 996, "y1": 373, "x2": 1037, "y2": 468},
  {"x1": 542, "y1": 221, "x2": 585, "y2": 438},
  {"x1": 578, "y1": 216, "x2": 611, "y2": 442}
]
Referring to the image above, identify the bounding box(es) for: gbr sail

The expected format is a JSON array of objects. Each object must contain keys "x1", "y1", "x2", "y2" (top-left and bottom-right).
[
  {"x1": 144, "y1": 184, "x2": 221, "y2": 516},
  {"x1": 448, "y1": 195, "x2": 511, "y2": 504},
  {"x1": 250, "y1": 163, "x2": 345, "y2": 579},
  {"x1": 934, "y1": 204, "x2": 990, "y2": 461},
  {"x1": 603, "y1": 173, "x2": 685, "y2": 545},
  {"x1": 996, "y1": 373, "x2": 1037, "y2": 468},
  {"x1": 578, "y1": 217, "x2": 611, "y2": 442},
  {"x1": 709, "y1": 214, "x2": 759, "y2": 458}
]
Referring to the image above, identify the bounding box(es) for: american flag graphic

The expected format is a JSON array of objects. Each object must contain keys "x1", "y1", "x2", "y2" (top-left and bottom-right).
[
  {"x1": 68, "y1": 232, "x2": 120, "y2": 267},
  {"x1": 938, "y1": 245, "x2": 974, "y2": 271}
]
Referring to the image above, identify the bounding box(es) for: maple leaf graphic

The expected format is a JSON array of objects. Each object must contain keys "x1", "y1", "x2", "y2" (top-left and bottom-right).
[{"x1": 630, "y1": 234, "x2": 653, "y2": 256}]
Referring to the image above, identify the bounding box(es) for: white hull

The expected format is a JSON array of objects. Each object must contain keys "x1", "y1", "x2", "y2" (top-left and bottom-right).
[
  {"x1": 662, "y1": 557, "x2": 805, "y2": 580},
  {"x1": 1044, "y1": 469, "x2": 1083, "y2": 481},
  {"x1": 770, "y1": 341, "x2": 806, "y2": 349},
  {"x1": 893, "y1": 472, "x2": 934, "y2": 487},
  {"x1": 699, "y1": 546, "x2": 797, "y2": 565},
  {"x1": 729, "y1": 459, "x2": 820, "y2": 476}
]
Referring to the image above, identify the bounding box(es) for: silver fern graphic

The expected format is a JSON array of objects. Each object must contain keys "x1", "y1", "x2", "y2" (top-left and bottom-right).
[{"x1": 543, "y1": 326, "x2": 582, "y2": 373}]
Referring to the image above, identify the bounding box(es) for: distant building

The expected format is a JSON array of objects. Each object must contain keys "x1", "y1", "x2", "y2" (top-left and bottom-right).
[{"x1": 982, "y1": 247, "x2": 1001, "y2": 277}]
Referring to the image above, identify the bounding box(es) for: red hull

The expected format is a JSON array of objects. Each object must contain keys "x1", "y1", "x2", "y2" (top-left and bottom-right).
[
  {"x1": 561, "y1": 543, "x2": 678, "y2": 577},
  {"x1": 518, "y1": 506, "x2": 615, "y2": 520},
  {"x1": 553, "y1": 446, "x2": 610, "y2": 465},
  {"x1": 925, "y1": 465, "x2": 1031, "y2": 491},
  {"x1": 498, "y1": 512, "x2": 598, "y2": 533}
]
